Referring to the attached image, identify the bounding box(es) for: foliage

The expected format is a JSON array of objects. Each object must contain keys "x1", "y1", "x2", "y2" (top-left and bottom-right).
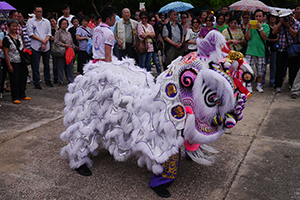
[{"x1": 7, "y1": 0, "x2": 300, "y2": 20}]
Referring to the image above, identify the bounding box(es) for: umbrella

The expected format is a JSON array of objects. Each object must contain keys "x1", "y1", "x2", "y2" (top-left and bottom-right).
[
  {"x1": 159, "y1": 1, "x2": 194, "y2": 13},
  {"x1": 0, "y1": 1, "x2": 16, "y2": 13},
  {"x1": 229, "y1": 0, "x2": 271, "y2": 12}
]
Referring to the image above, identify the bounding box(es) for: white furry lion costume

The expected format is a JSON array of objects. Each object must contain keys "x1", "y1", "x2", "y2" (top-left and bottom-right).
[{"x1": 60, "y1": 31, "x2": 249, "y2": 174}]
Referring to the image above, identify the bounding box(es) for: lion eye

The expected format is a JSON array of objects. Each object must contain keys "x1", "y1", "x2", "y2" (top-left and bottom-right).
[{"x1": 204, "y1": 89, "x2": 222, "y2": 107}]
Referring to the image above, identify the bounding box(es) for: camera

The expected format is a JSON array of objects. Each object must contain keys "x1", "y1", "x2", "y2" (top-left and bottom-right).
[{"x1": 283, "y1": 16, "x2": 290, "y2": 22}]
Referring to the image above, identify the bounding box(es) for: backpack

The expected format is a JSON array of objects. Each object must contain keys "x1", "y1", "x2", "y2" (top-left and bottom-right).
[{"x1": 164, "y1": 21, "x2": 183, "y2": 53}]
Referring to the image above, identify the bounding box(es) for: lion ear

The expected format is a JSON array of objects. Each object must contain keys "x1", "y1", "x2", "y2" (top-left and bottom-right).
[{"x1": 179, "y1": 68, "x2": 198, "y2": 91}]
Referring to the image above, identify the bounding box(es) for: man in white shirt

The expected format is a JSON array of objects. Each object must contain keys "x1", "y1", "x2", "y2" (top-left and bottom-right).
[
  {"x1": 92, "y1": 6, "x2": 116, "y2": 62},
  {"x1": 57, "y1": 4, "x2": 74, "y2": 31},
  {"x1": 27, "y1": 4, "x2": 52, "y2": 89}
]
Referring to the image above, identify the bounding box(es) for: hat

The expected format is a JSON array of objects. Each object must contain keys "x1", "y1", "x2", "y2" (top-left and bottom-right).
[
  {"x1": 270, "y1": 10, "x2": 278, "y2": 17},
  {"x1": 278, "y1": 9, "x2": 293, "y2": 17}
]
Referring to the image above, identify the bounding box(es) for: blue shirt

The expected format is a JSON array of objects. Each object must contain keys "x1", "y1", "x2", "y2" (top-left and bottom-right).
[{"x1": 76, "y1": 26, "x2": 92, "y2": 51}]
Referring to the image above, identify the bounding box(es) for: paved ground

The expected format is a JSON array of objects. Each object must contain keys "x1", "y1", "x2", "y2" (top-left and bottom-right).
[{"x1": 0, "y1": 64, "x2": 299, "y2": 200}]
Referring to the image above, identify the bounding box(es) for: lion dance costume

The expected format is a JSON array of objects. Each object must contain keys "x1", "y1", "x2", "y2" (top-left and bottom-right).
[{"x1": 60, "y1": 31, "x2": 253, "y2": 197}]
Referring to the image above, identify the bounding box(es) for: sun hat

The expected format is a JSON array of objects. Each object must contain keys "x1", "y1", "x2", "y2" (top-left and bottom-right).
[
  {"x1": 270, "y1": 10, "x2": 279, "y2": 17},
  {"x1": 278, "y1": 9, "x2": 293, "y2": 18}
]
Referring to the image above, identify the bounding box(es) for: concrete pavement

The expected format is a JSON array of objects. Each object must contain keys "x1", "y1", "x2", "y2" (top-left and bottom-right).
[{"x1": 0, "y1": 67, "x2": 299, "y2": 199}]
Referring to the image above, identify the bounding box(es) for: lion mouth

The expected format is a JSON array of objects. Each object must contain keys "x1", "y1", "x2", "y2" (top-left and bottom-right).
[{"x1": 195, "y1": 116, "x2": 217, "y2": 135}]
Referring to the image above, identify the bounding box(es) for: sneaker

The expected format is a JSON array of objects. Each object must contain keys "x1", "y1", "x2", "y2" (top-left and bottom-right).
[
  {"x1": 27, "y1": 76, "x2": 30, "y2": 83},
  {"x1": 256, "y1": 85, "x2": 264, "y2": 93},
  {"x1": 247, "y1": 85, "x2": 253, "y2": 93},
  {"x1": 34, "y1": 84, "x2": 42, "y2": 90},
  {"x1": 291, "y1": 93, "x2": 297, "y2": 99},
  {"x1": 20, "y1": 97, "x2": 31, "y2": 100},
  {"x1": 12, "y1": 100, "x2": 21, "y2": 104},
  {"x1": 59, "y1": 82, "x2": 64, "y2": 87},
  {"x1": 275, "y1": 87, "x2": 281, "y2": 93},
  {"x1": 45, "y1": 81, "x2": 53, "y2": 87}
]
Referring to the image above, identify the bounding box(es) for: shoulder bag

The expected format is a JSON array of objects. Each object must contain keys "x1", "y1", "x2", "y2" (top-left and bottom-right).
[
  {"x1": 8, "y1": 34, "x2": 31, "y2": 65},
  {"x1": 284, "y1": 29, "x2": 300, "y2": 58},
  {"x1": 51, "y1": 31, "x2": 66, "y2": 57},
  {"x1": 227, "y1": 28, "x2": 237, "y2": 51},
  {"x1": 256, "y1": 29, "x2": 271, "y2": 59},
  {"x1": 136, "y1": 24, "x2": 148, "y2": 54}
]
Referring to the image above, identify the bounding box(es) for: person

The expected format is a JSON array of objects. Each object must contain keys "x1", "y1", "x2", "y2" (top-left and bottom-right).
[
  {"x1": 263, "y1": 10, "x2": 279, "y2": 88},
  {"x1": 291, "y1": 5, "x2": 300, "y2": 98},
  {"x1": 76, "y1": 11, "x2": 83, "y2": 22},
  {"x1": 180, "y1": 12, "x2": 189, "y2": 55},
  {"x1": 105, "y1": 3, "x2": 120, "y2": 59},
  {"x1": 134, "y1": 10, "x2": 141, "y2": 23},
  {"x1": 148, "y1": 14, "x2": 162, "y2": 75},
  {"x1": 17, "y1": 11, "x2": 31, "y2": 84},
  {"x1": 49, "y1": 17, "x2": 59, "y2": 83},
  {"x1": 2, "y1": 19, "x2": 31, "y2": 104},
  {"x1": 18, "y1": 11, "x2": 30, "y2": 49},
  {"x1": 0, "y1": 10, "x2": 23, "y2": 37},
  {"x1": 54, "y1": 18, "x2": 75, "y2": 86},
  {"x1": 27, "y1": 5, "x2": 53, "y2": 89},
  {"x1": 222, "y1": 16, "x2": 245, "y2": 52},
  {"x1": 214, "y1": 13, "x2": 228, "y2": 33},
  {"x1": 137, "y1": 11, "x2": 155, "y2": 72},
  {"x1": 245, "y1": 9, "x2": 270, "y2": 93},
  {"x1": 114, "y1": 8, "x2": 138, "y2": 61},
  {"x1": 94, "y1": 15, "x2": 102, "y2": 27},
  {"x1": 87, "y1": 14, "x2": 96, "y2": 30},
  {"x1": 68, "y1": 17, "x2": 80, "y2": 72},
  {"x1": 162, "y1": 10, "x2": 184, "y2": 68},
  {"x1": 240, "y1": 11, "x2": 250, "y2": 55},
  {"x1": 199, "y1": 16, "x2": 217, "y2": 38},
  {"x1": 273, "y1": 9, "x2": 300, "y2": 94},
  {"x1": 0, "y1": 26, "x2": 8, "y2": 98},
  {"x1": 224, "y1": 11, "x2": 231, "y2": 26},
  {"x1": 185, "y1": 17, "x2": 201, "y2": 53},
  {"x1": 0, "y1": 10, "x2": 23, "y2": 94},
  {"x1": 57, "y1": 4, "x2": 74, "y2": 30},
  {"x1": 76, "y1": 16, "x2": 91, "y2": 74},
  {"x1": 199, "y1": 10, "x2": 207, "y2": 26},
  {"x1": 220, "y1": 5, "x2": 229, "y2": 14},
  {"x1": 92, "y1": 6, "x2": 116, "y2": 63}
]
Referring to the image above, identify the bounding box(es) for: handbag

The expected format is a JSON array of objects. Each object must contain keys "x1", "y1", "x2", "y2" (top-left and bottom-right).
[
  {"x1": 51, "y1": 45, "x2": 66, "y2": 57},
  {"x1": 65, "y1": 47, "x2": 75, "y2": 65},
  {"x1": 256, "y1": 29, "x2": 271, "y2": 59},
  {"x1": 51, "y1": 31, "x2": 66, "y2": 57},
  {"x1": 136, "y1": 25, "x2": 148, "y2": 54},
  {"x1": 8, "y1": 34, "x2": 31, "y2": 65}
]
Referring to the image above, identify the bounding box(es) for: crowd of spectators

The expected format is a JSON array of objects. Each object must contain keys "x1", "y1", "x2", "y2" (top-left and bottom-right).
[{"x1": 1, "y1": 3, "x2": 300, "y2": 107}]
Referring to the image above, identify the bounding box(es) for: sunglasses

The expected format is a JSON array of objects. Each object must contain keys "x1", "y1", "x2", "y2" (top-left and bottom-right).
[
  {"x1": 181, "y1": 16, "x2": 187, "y2": 19},
  {"x1": 149, "y1": 20, "x2": 155, "y2": 22}
]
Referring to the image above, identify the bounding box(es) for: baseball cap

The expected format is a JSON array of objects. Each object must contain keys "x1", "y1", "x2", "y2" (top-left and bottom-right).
[{"x1": 278, "y1": 9, "x2": 293, "y2": 17}]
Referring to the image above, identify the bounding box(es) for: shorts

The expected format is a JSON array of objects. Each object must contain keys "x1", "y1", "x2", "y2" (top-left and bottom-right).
[{"x1": 245, "y1": 55, "x2": 265, "y2": 76}]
